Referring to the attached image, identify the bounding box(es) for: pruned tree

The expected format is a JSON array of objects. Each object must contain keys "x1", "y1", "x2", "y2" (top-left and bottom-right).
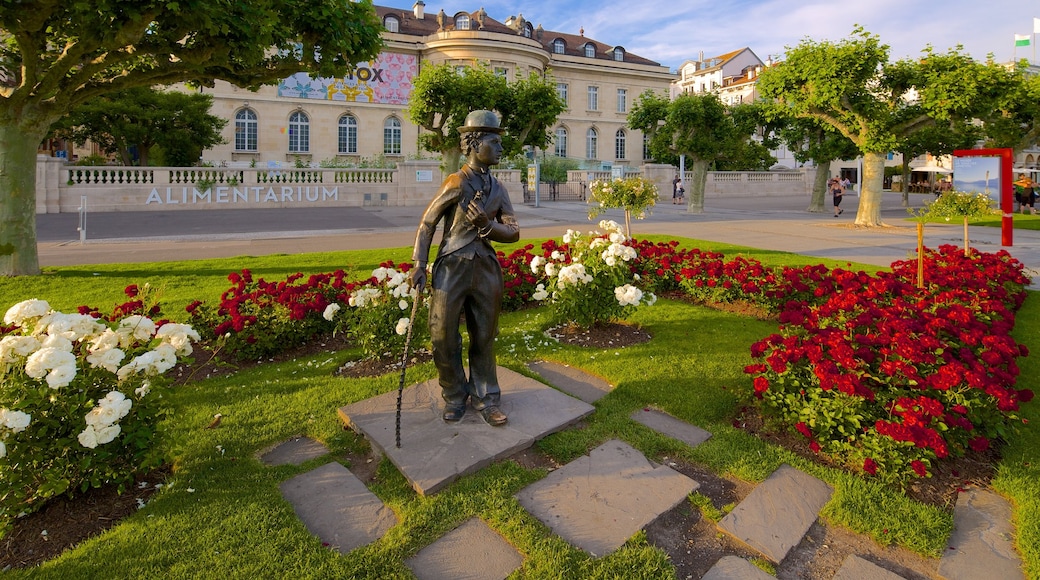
[
  {"x1": 628, "y1": 90, "x2": 756, "y2": 214},
  {"x1": 407, "y1": 62, "x2": 565, "y2": 172},
  {"x1": 50, "y1": 87, "x2": 227, "y2": 167},
  {"x1": 0, "y1": 0, "x2": 383, "y2": 276},
  {"x1": 756, "y1": 27, "x2": 1016, "y2": 226}
]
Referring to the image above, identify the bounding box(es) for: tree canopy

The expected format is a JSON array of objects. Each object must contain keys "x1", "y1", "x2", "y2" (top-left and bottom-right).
[
  {"x1": 0, "y1": 0, "x2": 384, "y2": 275},
  {"x1": 628, "y1": 90, "x2": 757, "y2": 213},
  {"x1": 50, "y1": 87, "x2": 227, "y2": 167},
  {"x1": 756, "y1": 27, "x2": 1017, "y2": 226},
  {"x1": 406, "y1": 62, "x2": 566, "y2": 172}
]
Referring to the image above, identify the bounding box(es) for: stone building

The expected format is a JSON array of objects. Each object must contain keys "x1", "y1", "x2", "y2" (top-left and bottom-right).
[{"x1": 195, "y1": 2, "x2": 674, "y2": 169}]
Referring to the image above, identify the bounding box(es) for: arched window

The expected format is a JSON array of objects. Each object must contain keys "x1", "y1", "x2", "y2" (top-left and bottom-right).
[
  {"x1": 584, "y1": 43, "x2": 596, "y2": 58},
  {"x1": 384, "y1": 16, "x2": 399, "y2": 33},
  {"x1": 384, "y1": 117, "x2": 402, "y2": 155},
  {"x1": 613, "y1": 47, "x2": 625, "y2": 61},
  {"x1": 554, "y1": 127, "x2": 568, "y2": 158},
  {"x1": 455, "y1": 13, "x2": 470, "y2": 30},
  {"x1": 288, "y1": 111, "x2": 309, "y2": 153},
  {"x1": 615, "y1": 129, "x2": 626, "y2": 160},
  {"x1": 553, "y1": 39, "x2": 565, "y2": 54},
  {"x1": 234, "y1": 108, "x2": 258, "y2": 152},
  {"x1": 338, "y1": 114, "x2": 358, "y2": 154},
  {"x1": 586, "y1": 127, "x2": 598, "y2": 160}
]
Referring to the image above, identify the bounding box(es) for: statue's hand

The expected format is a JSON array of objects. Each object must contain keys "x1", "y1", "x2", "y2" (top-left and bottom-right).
[
  {"x1": 466, "y1": 200, "x2": 490, "y2": 229},
  {"x1": 409, "y1": 263, "x2": 427, "y2": 292}
]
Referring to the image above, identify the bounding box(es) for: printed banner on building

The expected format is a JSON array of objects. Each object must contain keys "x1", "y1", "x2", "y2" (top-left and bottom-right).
[{"x1": 277, "y1": 53, "x2": 416, "y2": 104}]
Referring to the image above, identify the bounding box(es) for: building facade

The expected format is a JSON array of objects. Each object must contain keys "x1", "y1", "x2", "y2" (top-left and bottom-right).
[{"x1": 194, "y1": 2, "x2": 674, "y2": 170}]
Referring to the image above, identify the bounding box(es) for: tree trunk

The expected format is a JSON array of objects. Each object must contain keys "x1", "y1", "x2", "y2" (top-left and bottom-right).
[
  {"x1": 684, "y1": 157, "x2": 709, "y2": 215},
  {"x1": 808, "y1": 160, "x2": 829, "y2": 212},
  {"x1": 440, "y1": 148, "x2": 463, "y2": 174},
  {"x1": 853, "y1": 151, "x2": 886, "y2": 226},
  {"x1": 0, "y1": 121, "x2": 43, "y2": 276}
]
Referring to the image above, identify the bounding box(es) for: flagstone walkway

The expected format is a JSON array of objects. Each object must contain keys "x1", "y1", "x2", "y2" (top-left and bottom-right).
[{"x1": 258, "y1": 361, "x2": 1025, "y2": 579}]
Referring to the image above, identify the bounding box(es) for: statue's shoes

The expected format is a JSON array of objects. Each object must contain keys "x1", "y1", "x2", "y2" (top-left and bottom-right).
[
  {"x1": 480, "y1": 406, "x2": 507, "y2": 426},
  {"x1": 442, "y1": 405, "x2": 466, "y2": 422}
]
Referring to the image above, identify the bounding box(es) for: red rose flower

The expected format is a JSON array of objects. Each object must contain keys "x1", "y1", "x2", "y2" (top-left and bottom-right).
[
  {"x1": 968, "y1": 436, "x2": 989, "y2": 453},
  {"x1": 910, "y1": 460, "x2": 927, "y2": 477},
  {"x1": 809, "y1": 441, "x2": 821, "y2": 453},
  {"x1": 795, "y1": 422, "x2": 812, "y2": 438},
  {"x1": 863, "y1": 458, "x2": 878, "y2": 475}
]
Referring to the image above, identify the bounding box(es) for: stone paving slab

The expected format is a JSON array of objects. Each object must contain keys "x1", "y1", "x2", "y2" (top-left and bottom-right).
[
  {"x1": 515, "y1": 439, "x2": 698, "y2": 557},
  {"x1": 526, "y1": 360, "x2": 613, "y2": 404},
  {"x1": 937, "y1": 487, "x2": 1025, "y2": 580},
  {"x1": 260, "y1": 435, "x2": 330, "y2": 466},
  {"x1": 338, "y1": 366, "x2": 594, "y2": 495},
  {"x1": 630, "y1": 407, "x2": 711, "y2": 448},
  {"x1": 278, "y1": 462, "x2": 397, "y2": 554},
  {"x1": 701, "y1": 555, "x2": 776, "y2": 579},
  {"x1": 717, "y1": 464, "x2": 832, "y2": 564},
  {"x1": 405, "y1": 518, "x2": 524, "y2": 580},
  {"x1": 833, "y1": 554, "x2": 907, "y2": 580}
]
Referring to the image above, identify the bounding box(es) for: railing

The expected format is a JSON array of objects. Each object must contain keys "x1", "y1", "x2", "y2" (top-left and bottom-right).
[
  {"x1": 64, "y1": 167, "x2": 398, "y2": 187},
  {"x1": 66, "y1": 167, "x2": 156, "y2": 185}
]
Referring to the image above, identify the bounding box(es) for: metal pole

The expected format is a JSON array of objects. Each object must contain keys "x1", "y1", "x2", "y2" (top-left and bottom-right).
[{"x1": 78, "y1": 196, "x2": 87, "y2": 243}]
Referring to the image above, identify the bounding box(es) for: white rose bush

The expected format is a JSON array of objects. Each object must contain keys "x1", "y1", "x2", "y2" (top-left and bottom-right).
[
  {"x1": 531, "y1": 220, "x2": 656, "y2": 328},
  {"x1": 0, "y1": 297, "x2": 198, "y2": 525},
  {"x1": 323, "y1": 262, "x2": 429, "y2": 360}
]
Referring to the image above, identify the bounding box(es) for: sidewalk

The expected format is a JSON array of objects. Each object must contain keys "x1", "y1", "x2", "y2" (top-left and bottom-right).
[{"x1": 35, "y1": 192, "x2": 1040, "y2": 289}]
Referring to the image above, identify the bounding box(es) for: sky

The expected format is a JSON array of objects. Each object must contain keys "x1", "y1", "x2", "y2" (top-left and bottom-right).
[{"x1": 428, "y1": 0, "x2": 1040, "y2": 71}]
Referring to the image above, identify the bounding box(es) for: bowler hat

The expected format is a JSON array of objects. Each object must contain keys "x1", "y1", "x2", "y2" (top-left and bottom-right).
[{"x1": 458, "y1": 110, "x2": 504, "y2": 133}]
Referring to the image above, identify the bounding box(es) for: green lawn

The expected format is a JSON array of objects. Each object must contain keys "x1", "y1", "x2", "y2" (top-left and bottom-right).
[{"x1": 1, "y1": 238, "x2": 1036, "y2": 579}]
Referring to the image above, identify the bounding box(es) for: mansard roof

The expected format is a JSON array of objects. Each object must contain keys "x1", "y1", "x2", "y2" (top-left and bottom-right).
[{"x1": 374, "y1": 4, "x2": 662, "y2": 66}]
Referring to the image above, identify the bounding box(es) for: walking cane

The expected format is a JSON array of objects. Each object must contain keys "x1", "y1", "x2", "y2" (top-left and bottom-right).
[{"x1": 395, "y1": 290, "x2": 423, "y2": 449}]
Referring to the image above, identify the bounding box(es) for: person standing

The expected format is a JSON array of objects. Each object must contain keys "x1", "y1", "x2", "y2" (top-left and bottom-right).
[
  {"x1": 829, "y1": 176, "x2": 844, "y2": 217},
  {"x1": 1014, "y1": 173, "x2": 1036, "y2": 215},
  {"x1": 672, "y1": 174, "x2": 684, "y2": 204},
  {"x1": 409, "y1": 110, "x2": 520, "y2": 426}
]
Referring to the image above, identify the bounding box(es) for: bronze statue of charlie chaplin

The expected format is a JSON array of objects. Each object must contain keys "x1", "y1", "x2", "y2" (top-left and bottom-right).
[{"x1": 409, "y1": 110, "x2": 520, "y2": 426}]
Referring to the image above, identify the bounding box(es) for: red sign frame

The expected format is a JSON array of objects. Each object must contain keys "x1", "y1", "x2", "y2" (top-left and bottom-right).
[{"x1": 952, "y1": 148, "x2": 1014, "y2": 246}]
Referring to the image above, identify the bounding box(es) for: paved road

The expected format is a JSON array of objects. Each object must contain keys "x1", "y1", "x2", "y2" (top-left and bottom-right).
[{"x1": 34, "y1": 191, "x2": 1040, "y2": 289}]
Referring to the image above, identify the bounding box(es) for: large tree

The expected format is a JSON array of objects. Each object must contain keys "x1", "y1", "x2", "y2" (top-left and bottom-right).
[
  {"x1": 628, "y1": 90, "x2": 756, "y2": 214},
  {"x1": 0, "y1": 0, "x2": 383, "y2": 276},
  {"x1": 756, "y1": 27, "x2": 1015, "y2": 226},
  {"x1": 766, "y1": 113, "x2": 860, "y2": 212},
  {"x1": 981, "y1": 66, "x2": 1040, "y2": 153},
  {"x1": 407, "y1": 62, "x2": 566, "y2": 172},
  {"x1": 51, "y1": 87, "x2": 227, "y2": 167}
]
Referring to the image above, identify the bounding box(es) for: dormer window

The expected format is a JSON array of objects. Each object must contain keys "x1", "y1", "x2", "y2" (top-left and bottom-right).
[
  {"x1": 584, "y1": 43, "x2": 596, "y2": 58},
  {"x1": 455, "y1": 13, "x2": 470, "y2": 30},
  {"x1": 384, "y1": 16, "x2": 399, "y2": 33},
  {"x1": 523, "y1": 23, "x2": 533, "y2": 38},
  {"x1": 613, "y1": 47, "x2": 625, "y2": 61},
  {"x1": 553, "y1": 39, "x2": 565, "y2": 54}
]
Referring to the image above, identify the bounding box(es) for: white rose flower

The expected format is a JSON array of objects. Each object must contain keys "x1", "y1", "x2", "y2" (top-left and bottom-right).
[
  {"x1": 25, "y1": 347, "x2": 77, "y2": 384},
  {"x1": 118, "y1": 315, "x2": 157, "y2": 343},
  {"x1": 550, "y1": 250, "x2": 562, "y2": 260},
  {"x1": 544, "y1": 262, "x2": 557, "y2": 278},
  {"x1": 96, "y1": 424, "x2": 121, "y2": 445},
  {"x1": 86, "y1": 347, "x2": 126, "y2": 373},
  {"x1": 615, "y1": 284, "x2": 644, "y2": 307},
  {"x1": 371, "y1": 267, "x2": 390, "y2": 282},
  {"x1": 387, "y1": 271, "x2": 407, "y2": 287},
  {"x1": 322, "y1": 303, "x2": 341, "y2": 321},
  {"x1": 156, "y1": 323, "x2": 200, "y2": 356},
  {"x1": 3, "y1": 299, "x2": 50, "y2": 326},
  {"x1": 562, "y1": 230, "x2": 574, "y2": 244},
  {"x1": 43, "y1": 313, "x2": 106, "y2": 342},
  {"x1": 0, "y1": 335, "x2": 41, "y2": 363},
  {"x1": 89, "y1": 328, "x2": 121, "y2": 352},
  {"x1": 135, "y1": 381, "x2": 151, "y2": 398},
  {"x1": 532, "y1": 284, "x2": 549, "y2": 301},
  {"x1": 399, "y1": 299, "x2": 409, "y2": 311},
  {"x1": 40, "y1": 334, "x2": 74, "y2": 352},
  {"x1": 395, "y1": 317, "x2": 410, "y2": 336},
  {"x1": 78, "y1": 426, "x2": 99, "y2": 449},
  {"x1": 530, "y1": 255, "x2": 543, "y2": 274},
  {"x1": 1, "y1": 409, "x2": 32, "y2": 432},
  {"x1": 46, "y1": 362, "x2": 77, "y2": 389}
]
